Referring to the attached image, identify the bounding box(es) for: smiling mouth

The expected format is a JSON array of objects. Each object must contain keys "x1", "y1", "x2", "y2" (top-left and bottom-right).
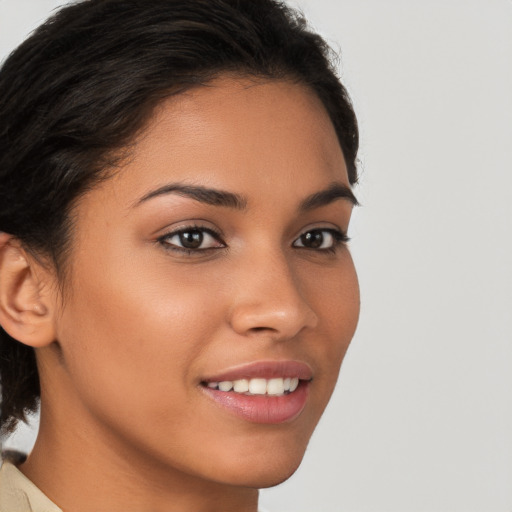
[
  {"x1": 200, "y1": 361, "x2": 313, "y2": 423},
  {"x1": 202, "y1": 377, "x2": 303, "y2": 396}
]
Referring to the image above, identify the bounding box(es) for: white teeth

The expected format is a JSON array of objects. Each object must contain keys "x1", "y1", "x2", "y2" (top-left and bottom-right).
[
  {"x1": 206, "y1": 377, "x2": 302, "y2": 396},
  {"x1": 218, "y1": 381, "x2": 233, "y2": 392},
  {"x1": 233, "y1": 379, "x2": 249, "y2": 393},
  {"x1": 266, "y1": 378, "x2": 285, "y2": 396},
  {"x1": 249, "y1": 378, "x2": 267, "y2": 395}
]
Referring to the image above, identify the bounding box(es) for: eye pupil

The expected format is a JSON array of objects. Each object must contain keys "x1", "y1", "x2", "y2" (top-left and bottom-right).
[
  {"x1": 301, "y1": 231, "x2": 323, "y2": 248},
  {"x1": 179, "y1": 230, "x2": 203, "y2": 249}
]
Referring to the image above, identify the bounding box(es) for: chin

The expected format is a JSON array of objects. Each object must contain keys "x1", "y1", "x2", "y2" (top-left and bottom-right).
[
  {"x1": 220, "y1": 462, "x2": 303, "y2": 490},
  {"x1": 210, "y1": 442, "x2": 308, "y2": 489},
  {"x1": 249, "y1": 462, "x2": 303, "y2": 489}
]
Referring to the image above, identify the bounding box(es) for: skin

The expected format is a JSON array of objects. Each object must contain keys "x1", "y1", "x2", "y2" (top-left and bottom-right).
[{"x1": 5, "y1": 77, "x2": 359, "y2": 512}]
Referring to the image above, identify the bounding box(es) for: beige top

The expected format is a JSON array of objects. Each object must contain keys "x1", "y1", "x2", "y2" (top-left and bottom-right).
[{"x1": 0, "y1": 462, "x2": 62, "y2": 512}]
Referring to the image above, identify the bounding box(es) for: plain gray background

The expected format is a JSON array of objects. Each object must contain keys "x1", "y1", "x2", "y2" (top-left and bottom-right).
[{"x1": 1, "y1": 1, "x2": 511, "y2": 511}]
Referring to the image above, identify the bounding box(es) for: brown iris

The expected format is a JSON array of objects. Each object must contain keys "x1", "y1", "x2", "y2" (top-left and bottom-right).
[
  {"x1": 179, "y1": 230, "x2": 204, "y2": 249},
  {"x1": 300, "y1": 231, "x2": 323, "y2": 249}
]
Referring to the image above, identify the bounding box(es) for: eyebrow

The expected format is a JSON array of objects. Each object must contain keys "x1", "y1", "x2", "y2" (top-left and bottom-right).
[
  {"x1": 299, "y1": 182, "x2": 359, "y2": 211},
  {"x1": 135, "y1": 183, "x2": 248, "y2": 210},
  {"x1": 135, "y1": 181, "x2": 358, "y2": 211}
]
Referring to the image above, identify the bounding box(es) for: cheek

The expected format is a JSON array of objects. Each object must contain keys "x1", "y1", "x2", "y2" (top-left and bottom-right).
[
  {"x1": 55, "y1": 250, "x2": 226, "y2": 425},
  {"x1": 304, "y1": 249, "x2": 359, "y2": 337},
  {"x1": 301, "y1": 251, "x2": 360, "y2": 396}
]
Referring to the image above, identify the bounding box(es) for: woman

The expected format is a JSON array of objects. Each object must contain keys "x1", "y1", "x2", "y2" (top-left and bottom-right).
[{"x1": 0, "y1": 0, "x2": 359, "y2": 510}]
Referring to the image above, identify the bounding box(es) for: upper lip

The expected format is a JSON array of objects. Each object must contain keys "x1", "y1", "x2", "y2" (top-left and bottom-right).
[{"x1": 201, "y1": 360, "x2": 313, "y2": 383}]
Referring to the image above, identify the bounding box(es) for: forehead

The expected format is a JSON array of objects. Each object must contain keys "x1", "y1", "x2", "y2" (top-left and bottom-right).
[{"x1": 94, "y1": 77, "x2": 349, "y2": 209}]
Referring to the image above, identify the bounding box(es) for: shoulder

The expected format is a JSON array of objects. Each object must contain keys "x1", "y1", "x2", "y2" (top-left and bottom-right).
[{"x1": 0, "y1": 457, "x2": 62, "y2": 512}]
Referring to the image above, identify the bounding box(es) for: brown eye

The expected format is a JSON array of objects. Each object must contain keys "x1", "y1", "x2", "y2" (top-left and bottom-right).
[
  {"x1": 179, "y1": 230, "x2": 203, "y2": 249},
  {"x1": 293, "y1": 229, "x2": 347, "y2": 250},
  {"x1": 300, "y1": 231, "x2": 324, "y2": 248},
  {"x1": 159, "y1": 227, "x2": 224, "y2": 252}
]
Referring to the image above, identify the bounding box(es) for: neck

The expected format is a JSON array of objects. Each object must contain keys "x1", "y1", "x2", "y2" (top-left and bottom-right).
[{"x1": 21, "y1": 406, "x2": 259, "y2": 512}]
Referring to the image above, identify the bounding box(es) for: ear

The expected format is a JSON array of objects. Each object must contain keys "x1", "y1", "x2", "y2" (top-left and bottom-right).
[{"x1": 0, "y1": 232, "x2": 57, "y2": 347}]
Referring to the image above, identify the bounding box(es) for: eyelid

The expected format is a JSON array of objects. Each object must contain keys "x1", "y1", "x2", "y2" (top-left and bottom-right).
[{"x1": 294, "y1": 223, "x2": 348, "y2": 239}]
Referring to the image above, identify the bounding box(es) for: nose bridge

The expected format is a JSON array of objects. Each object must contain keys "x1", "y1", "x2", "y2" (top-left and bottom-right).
[{"x1": 228, "y1": 245, "x2": 318, "y2": 339}]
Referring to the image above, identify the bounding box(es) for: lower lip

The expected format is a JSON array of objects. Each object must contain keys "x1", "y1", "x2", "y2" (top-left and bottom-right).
[{"x1": 201, "y1": 381, "x2": 310, "y2": 424}]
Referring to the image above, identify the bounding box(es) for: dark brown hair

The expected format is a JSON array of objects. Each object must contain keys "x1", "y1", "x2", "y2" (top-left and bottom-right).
[{"x1": 0, "y1": 0, "x2": 358, "y2": 434}]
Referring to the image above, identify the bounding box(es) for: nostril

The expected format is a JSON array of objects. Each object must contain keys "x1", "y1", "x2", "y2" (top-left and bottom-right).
[{"x1": 250, "y1": 326, "x2": 275, "y2": 333}]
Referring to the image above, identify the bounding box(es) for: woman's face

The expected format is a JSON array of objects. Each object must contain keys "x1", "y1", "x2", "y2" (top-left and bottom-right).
[{"x1": 46, "y1": 77, "x2": 360, "y2": 488}]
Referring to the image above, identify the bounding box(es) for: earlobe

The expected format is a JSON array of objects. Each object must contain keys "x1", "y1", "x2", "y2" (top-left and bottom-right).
[{"x1": 0, "y1": 233, "x2": 56, "y2": 347}]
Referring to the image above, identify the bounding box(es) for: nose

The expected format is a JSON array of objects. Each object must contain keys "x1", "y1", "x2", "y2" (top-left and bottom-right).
[{"x1": 228, "y1": 251, "x2": 318, "y2": 341}]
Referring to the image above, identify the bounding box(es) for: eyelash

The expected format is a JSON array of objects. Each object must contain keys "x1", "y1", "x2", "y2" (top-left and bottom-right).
[{"x1": 157, "y1": 225, "x2": 349, "y2": 255}]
